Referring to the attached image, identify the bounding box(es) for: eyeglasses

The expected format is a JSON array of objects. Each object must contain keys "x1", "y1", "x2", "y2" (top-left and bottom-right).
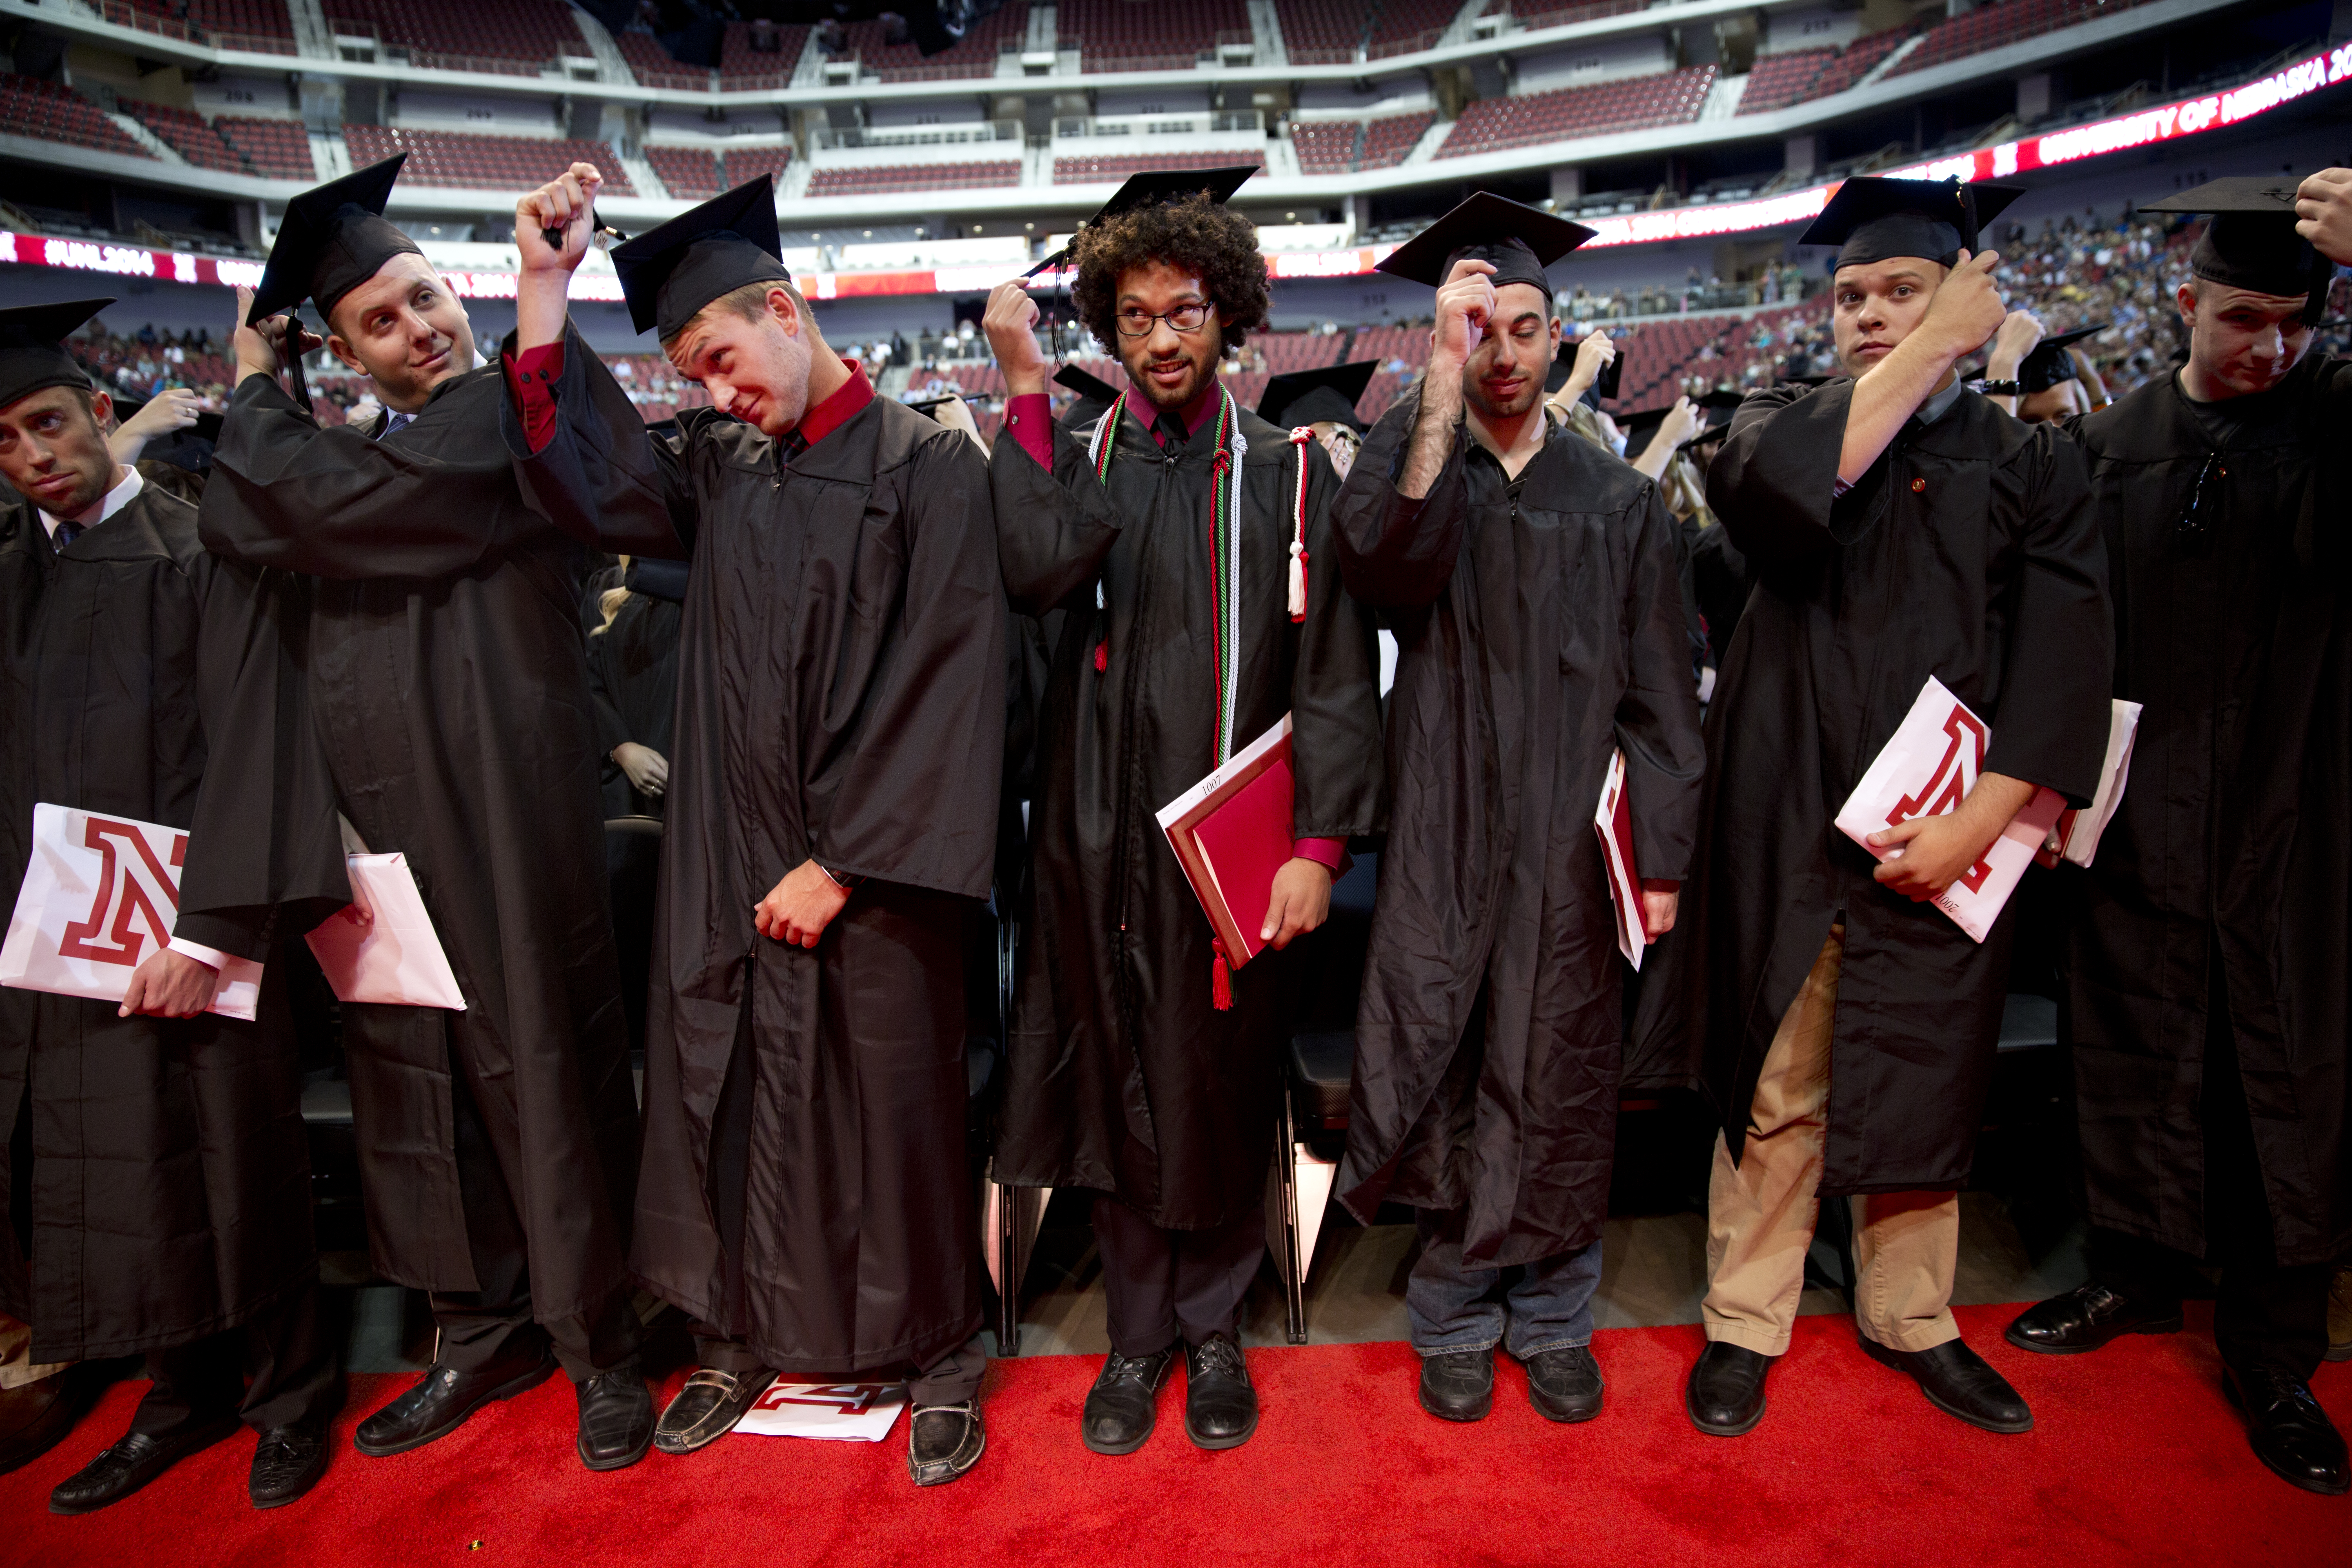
[
  {"x1": 2177, "y1": 452, "x2": 2225, "y2": 540},
  {"x1": 1114, "y1": 303, "x2": 1212, "y2": 338}
]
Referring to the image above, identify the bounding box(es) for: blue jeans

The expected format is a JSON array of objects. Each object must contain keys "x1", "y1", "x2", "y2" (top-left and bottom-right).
[{"x1": 1406, "y1": 1207, "x2": 1603, "y2": 1359}]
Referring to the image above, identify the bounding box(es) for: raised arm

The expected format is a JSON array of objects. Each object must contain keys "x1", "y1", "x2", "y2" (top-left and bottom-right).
[
  {"x1": 980, "y1": 279, "x2": 1125, "y2": 613},
  {"x1": 1327, "y1": 382, "x2": 1470, "y2": 608}
]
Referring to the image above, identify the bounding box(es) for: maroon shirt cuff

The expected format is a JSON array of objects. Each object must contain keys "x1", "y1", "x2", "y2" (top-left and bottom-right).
[
  {"x1": 1291, "y1": 837, "x2": 1346, "y2": 871},
  {"x1": 1005, "y1": 392, "x2": 1054, "y2": 468},
  {"x1": 504, "y1": 342, "x2": 565, "y2": 454}
]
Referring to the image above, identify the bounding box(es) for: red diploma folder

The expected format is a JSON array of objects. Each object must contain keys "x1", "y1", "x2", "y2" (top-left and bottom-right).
[
  {"x1": 1593, "y1": 749, "x2": 1647, "y2": 969},
  {"x1": 1156, "y1": 715, "x2": 1295, "y2": 969}
]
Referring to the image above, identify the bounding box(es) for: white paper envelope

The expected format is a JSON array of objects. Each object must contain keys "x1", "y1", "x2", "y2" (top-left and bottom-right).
[
  {"x1": 303, "y1": 853, "x2": 466, "y2": 1010},
  {"x1": 0, "y1": 804, "x2": 263, "y2": 1020}
]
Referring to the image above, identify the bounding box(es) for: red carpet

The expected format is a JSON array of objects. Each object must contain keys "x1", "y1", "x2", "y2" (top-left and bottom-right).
[{"x1": 2, "y1": 1302, "x2": 2342, "y2": 1568}]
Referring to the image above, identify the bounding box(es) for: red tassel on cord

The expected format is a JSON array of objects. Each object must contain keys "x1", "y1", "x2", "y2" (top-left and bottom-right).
[
  {"x1": 1211, "y1": 941, "x2": 1234, "y2": 1011},
  {"x1": 1095, "y1": 642, "x2": 1108, "y2": 673}
]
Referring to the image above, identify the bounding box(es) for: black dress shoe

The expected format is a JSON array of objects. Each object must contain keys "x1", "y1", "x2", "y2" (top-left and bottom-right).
[
  {"x1": 654, "y1": 1367, "x2": 777, "y2": 1455},
  {"x1": 907, "y1": 1399, "x2": 984, "y2": 1486},
  {"x1": 249, "y1": 1422, "x2": 328, "y2": 1509},
  {"x1": 1183, "y1": 1334, "x2": 1258, "y2": 1450},
  {"x1": 1686, "y1": 1341, "x2": 1772, "y2": 1436},
  {"x1": 49, "y1": 1417, "x2": 239, "y2": 1515},
  {"x1": 1860, "y1": 1334, "x2": 2032, "y2": 1434},
  {"x1": 0, "y1": 1370, "x2": 79, "y2": 1476},
  {"x1": 354, "y1": 1353, "x2": 557, "y2": 1457},
  {"x1": 1081, "y1": 1347, "x2": 1175, "y2": 1455},
  {"x1": 1417, "y1": 1348, "x2": 1494, "y2": 1422},
  {"x1": 2005, "y1": 1282, "x2": 2183, "y2": 1356},
  {"x1": 1524, "y1": 1345, "x2": 1604, "y2": 1423},
  {"x1": 2225, "y1": 1363, "x2": 2350, "y2": 1496},
  {"x1": 576, "y1": 1366, "x2": 655, "y2": 1471}
]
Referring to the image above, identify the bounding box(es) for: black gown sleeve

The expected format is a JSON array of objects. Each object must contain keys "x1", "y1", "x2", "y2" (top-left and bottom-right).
[
  {"x1": 1328, "y1": 387, "x2": 1473, "y2": 609},
  {"x1": 991, "y1": 414, "x2": 1124, "y2": 615},
  {"x1": 1288, "y1": 438, "x2": 1388, "y2": 842},
  {"x1": 503, "y1": 326, "x2": 694, "y2": 559},
  {"x1": 1616, "y1": 488, "x2": 1708, "y2": 880},
  {"x1": 1979, "y1": 425, "x2": 2112, "y2": 804},
  {"x1": 1706, "y1": 381, "x2": 1890, "y2": 564}
]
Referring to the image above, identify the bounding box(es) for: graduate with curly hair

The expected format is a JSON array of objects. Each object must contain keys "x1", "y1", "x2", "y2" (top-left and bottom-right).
[{"x1": 982, "y1": 172, "x2": 1384, "y2": 1455}]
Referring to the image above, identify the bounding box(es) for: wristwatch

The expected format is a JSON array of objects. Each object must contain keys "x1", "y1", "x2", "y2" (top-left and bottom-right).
[
  {"x1": 1976, "y1": 378, "x2": 2022, "y2": 395},
  {"x1": 815, "y1": 862, "x2": 862, "y2": 892}
]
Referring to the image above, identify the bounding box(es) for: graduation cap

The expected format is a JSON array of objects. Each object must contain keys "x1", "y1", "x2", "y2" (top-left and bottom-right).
[
  {"x1": 248, "y1": 156, "x2": 424, "y2": 327},
  {"x1": 111, "y1": 391, "x2": 225, "y2": 447},
  {"x1": 1798, "y1": 176, "x2": 2025, "y2": 268},
  {"x1": 1053, "y1": 363, "x2": 1119, "y2": 428},
  {"x1": 1376, "y1": 192, "x2": 1596, "y2": 295},
  {"x1": 2016, "y1": 323, "x2": 2105, "y2": 394},
  {"x1": 1257, "y1": 359, "x2": 1376, "y2": 432},
  {"x1": 2140, "y1": 176, "x2": 2334, "y2": 324},
  {"x1": 1025, "y1": 165, "x2": 1261, "y2": 278},
  {"x1": 611, "y1": 176, "x2": 793, "y2": 340},
  {"x1": 0, "y1": 297, "x2": 107, "y2": 412},
  {"x1": 1616, "y1": 404, "x2": 1679, "y2": 462},
  {"x1": 1544, "y1": 336, "x2": 1620, "y2": 401}
]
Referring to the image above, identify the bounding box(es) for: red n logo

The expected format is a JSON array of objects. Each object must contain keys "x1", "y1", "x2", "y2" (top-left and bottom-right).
[
  {"x1": 56, "y1": 817, "x2": 185, "y2": 968},
  {"x1": 1886, "y1": 705, "x2": 1987, "y2": 829}
]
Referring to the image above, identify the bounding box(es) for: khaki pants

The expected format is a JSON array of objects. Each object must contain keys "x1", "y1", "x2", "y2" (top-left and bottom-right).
[
  {"x1": 0, "y1": 1311, "x2": 67, "y2": 1390},
  {"x1": 1701, "y1": 927, "x2": 1961, "y2": 1357}
]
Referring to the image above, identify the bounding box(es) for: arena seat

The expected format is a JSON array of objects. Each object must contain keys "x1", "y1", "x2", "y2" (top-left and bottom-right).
[
  {"x1": 617, "y1": 30, "x2": 711, "y2": 90},
  {"x1": 646, "y1": 145, "x2": 723, "y2": 200},
  {"x1": 805, "y1": 161, "x2": 1020, "y2": 197},
  {"x1": 1275, "y1": 0, "x2": 1368, "y2": 65},
  {"x1": 1807, "y1": 26, "x2": 1915, "y2": 96},
  {"x1": 1359, "y1": 109, "x2": 1434, "y2": 169},
  {"x1": 1053, "y1": 149, "x2": 1267, "y2": 184},
  {"x1": 1435, "y1": 66, "x2": 1716, "y2": 158},
  {"x1": 0, "y1": 76, "x2": 151, "y2": 160},
  {"x1": 217, "y1": 116, "x2": 318, "y2": 179},
  {"x1": 1890, "y1": 0, "x2": 2159, "y2": 76},
  {"x1": 1289, "y1": 119, "x2": 1362, "y2": 174},
  {"x1": 1507, "y1": 0, "x2": 1646, "y2": 30},
  {"x1": 323, "y1": 0, "x2": 581, "y2": 75},
  {"x1": 838, "y1": 3, "x2": 1026, "y2": 81},
  {"x1": 96, "y1": 0, "x2": 298, "y2": 52},
  {"x1": 721, "y1": 144, "x2": 794, "y2": 189},
  {"x1": 1363, "y1": 0, "x2": 1461, "y2": 58},
  {"x1": 1736, "y1": 47, "x2": 1836, "y2": 114},
  {"x1": 342, "y1": 124, "x2": 639, "y2": 194},
  {"x1": 1059, "y1": 0, "x2": 1252, "y2": 71},
  {"x1": 120, "y1": 99, "x2": 245, "y2": 173}
]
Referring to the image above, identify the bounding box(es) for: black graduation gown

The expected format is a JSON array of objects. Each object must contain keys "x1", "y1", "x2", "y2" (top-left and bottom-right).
[
  {"x1": 0, "y1": 482, "x2": 318, "y2": 1362},
  {"x1": 508, "y1": 349, "x2": 1003, "y2": 1374},
  {"x1": 1327, "y1": 388, "x2": 1706, "y2": 1267},
  {"x1": 196, "y1": 366, "x2": 639, "y2": 1325},
  {"x1": 584, "y1": 560, "x2": 683, "y2": 820},
  {"x1": 2063, "y1": 355, "x2": 2352, "y2": 1267},
  {"x1": 991, "y1": 397, "x2": 1387, "y2": 1230},
  {"x1": 1639, "y1": 379, "x2": 2113, "y2": 1193}
]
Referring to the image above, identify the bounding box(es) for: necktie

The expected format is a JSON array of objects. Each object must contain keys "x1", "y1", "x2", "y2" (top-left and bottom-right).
[
  {"x1": 1154, "y1": 411, "x2": 1189, "y2": 451},
  {"x1": 51, "y1": 520, "x2": 82, "y2": 550},
  {"x1": 380, "y1": 411, "x2": 413, "y2": 440}
]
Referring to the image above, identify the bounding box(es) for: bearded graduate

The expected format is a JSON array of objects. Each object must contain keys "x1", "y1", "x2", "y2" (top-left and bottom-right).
[
  {"x1": 2005, "y1": 172, "x2": 2352, "y2": 1497},
  {"x1": 1324, "y1": 195, "x2": 1705, "y2": 1426},
  {"x1": 197, "y1": 157, "x2": 655, "y2": 1471},
  {"x1": 504, "y1": 169, "x2": 1005, "y2": 1488},
  {"x1": 0, "y1": 301, "x2": 341, "y2": 1513},
  {"x1": 1637, "y1": 176, "x2": 2114, "y2": 1440},
  {"x1": 980, "y1": 170, "x2": 1385, "y2": 1456}
]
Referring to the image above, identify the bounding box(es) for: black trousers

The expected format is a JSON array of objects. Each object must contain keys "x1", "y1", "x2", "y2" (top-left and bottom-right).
[
  {"x1": 130, "y1": 1278, "x2": 341, "y2": 1439},
  {"x1": 2085, "y1": 951, "x2": 2332, "y2": 1380},
  {"x1": 430, "y1": 1064, "x2": 639, "y2": 1383},
  {"x1": 1091, "y1": 1192, "x2": 1265, "y2": 1359}
]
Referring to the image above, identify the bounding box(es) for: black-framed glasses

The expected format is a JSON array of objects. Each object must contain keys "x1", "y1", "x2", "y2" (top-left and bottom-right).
[
  {"x1": 2177, "y1": 452, "x2": 2224, "y2": 540},
  {"x1": 1114, "y1": 303, "x2": 1212, "y2": 338}
]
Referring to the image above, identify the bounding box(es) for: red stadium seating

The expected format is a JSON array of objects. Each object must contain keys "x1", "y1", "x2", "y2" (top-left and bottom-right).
[
  {"x1": 218, "y1": 116, "x2": 317, "y2": 179},
  {"x1": 120, "y1": 99, "x2": 245, "y2": 173},
  {"x1": 342, "y1": 124, "x2": 638, "y2": 194},
  {"x1": 1436, "y1": 67, "x2": 1715, "y2": 158},
  {"x1": 1290, "y1": 120, "x2": 1362, "y2": 174},
  {"x1": 722, "y1": 144, "x2": 795, "y2": 189},
  {"x1": 1508, "y1": 0, "x2": 1646, "y2": 31},
  {"x1": 1059, "y1": 0, "x2": 1251, "y2": 71},
  {"x1": 1351, "y1": 323, "x2": 1432, "y2": 370},
  {"x1": 1256, "y1": 331, "x2": 1346, "y2": 372},
  {"x1": 1890, "y1": 0, "x2": 2158, "y2": 76},
  {"x1": 839, "y1": 4, "x2": 1025, "y2": 81},
  {"x1": 1360, "y1": 110, "x2": 1434, "y2": 168},
  {"x1": 805, "y1": 161, "x2": 1020, "y2": 197},
  {"x1": 722, "y1": 20, "x2": 810, "y2": 87},
  {"x1": 1364, "y1": 0, "x2": 1461, "y2": 59},
  {"x1": 1807, "y1": 27, "x2": 1914, "y2": 96},
  {"x1": 0, "y1": 76, "x2": 152, "y2": 160},
  {"x1": 324, "y1": 0, "x2": 581, "y2": 76},
  {"x1": 96, "y1": 0, "x2": 297, "y2": 53},
  {"x1": 1054, "y1": 149, "x2": 1267, "y2": 184},
  {"x1": 1736, "y1": 48, "x2": 1835, "y2": 113},
  {"x1": 1275, "y1": 0, "x2": 1367, "y2": 65},
  {"x1": 646, "y1": 145, "x2": 723, "y2": 200},
  {"x1": 618, "y1": 31, "x2": 711, "y2": 90}
]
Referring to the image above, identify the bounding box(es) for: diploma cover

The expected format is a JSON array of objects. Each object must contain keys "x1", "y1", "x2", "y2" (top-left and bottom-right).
[
  {"x1": 1156, "y1": 714, "x2": 1296, "y2": 970},
  {"x1": 1593, "y1": 748, "x2": 1647, "y2": 969}
]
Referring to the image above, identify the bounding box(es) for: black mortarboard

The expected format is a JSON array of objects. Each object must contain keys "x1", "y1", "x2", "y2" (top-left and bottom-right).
[
  {"x1": 0, "y1": 297, "x2": 107, "y2": 412},
  {"x1": 1617, "y1": 404, "x2": 1677, "y2": 461},
  {"x1": 1544, "y1": 336, "x2": 1620, "y2": 400},
  {"x1": 2140, "y1": 177, "x2": 2333, "y2": 323},
  {"x1": 612, "y1": 176, "x2": 792, "y2": 339},
  {"x1": 111, "y1": 392, "x2": 226, "y2": 451},
  {"x1": 1026, "y1": 165, "x2": 1260, "y2": 278},
  {"x1": 2016, "y1": 323, "x2": 2105, "y2": 394},
  {"x1": 1799, "y1": 176, "x2": 2025, "y2": 269},
  {"x1": 1258, "y1": 359, "x2": 1375, "y2": 432},
  {"x1": 1053, "y1": 363, "x2": 1120, "y2": 429},
  {"x1": 1376, "y1": 192, "x2": 1595, "y2": 295},
  {"x1": 248, "y1": 157, "x2": 424, "y2": 326}
]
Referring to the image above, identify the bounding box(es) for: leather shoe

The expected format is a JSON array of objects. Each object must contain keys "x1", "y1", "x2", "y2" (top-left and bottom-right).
[
  {"x1": 575, "y1": 1366, "x2": 655, "y2": 1471},
  {"x1": 2005, "y1": 1282, "x2": 2183, "y2": 1355},
  {"x1": 1081, "y1": 1346, "x2": 1175, "y2": 1455},
  {"x1": 2225, "y1": 1362, "x2": 2350, "y2": 1496},
  {"x1": 655, "y1": 1367, "x2": 777, "y2": 1455},
  {"x1": 50, "y1": 1417, "x2": 239, "y2": 1515},
  {"x1": 1686, "y1": 1341, "x2": 1772, "y2": 1436},
  {"x1": 1860, "y1": 1334, "x2": 2032, "y2": 1433},
  {"x1": 354, "y1": 1352, "x2": 557, "y2": 1457},
  {"x1": 1183, "y1": 1334, "x2": 1258, "y2": 1450},
  {"x1": 249, "y1": 1421, "x2": 328, "y2": 1509},
  {"x1": 906, "y1": 1399, "x2": 984, "y2": 1486},
  {"x1": 1524, "y1": 1345, "x2": 1604, "y2": 1423},
  {"x1": 1417, "y1": 1348, "x2": 1494, "y2": 1422},
  {"x1": 0, "y1": 1370, "x2": 79, "y2": 1476}
]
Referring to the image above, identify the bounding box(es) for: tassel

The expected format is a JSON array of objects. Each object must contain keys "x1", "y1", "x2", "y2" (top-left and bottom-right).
[
  {"x1": 1287, "y1": 541, "x2": 1308, "y2": 621},
  {"x1": 1094, "y1": 641, "x2": 1108, "y2": 673},
  {"x1": 1211, "y1": 941, "x2": 1234, "y2": 1011}
]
